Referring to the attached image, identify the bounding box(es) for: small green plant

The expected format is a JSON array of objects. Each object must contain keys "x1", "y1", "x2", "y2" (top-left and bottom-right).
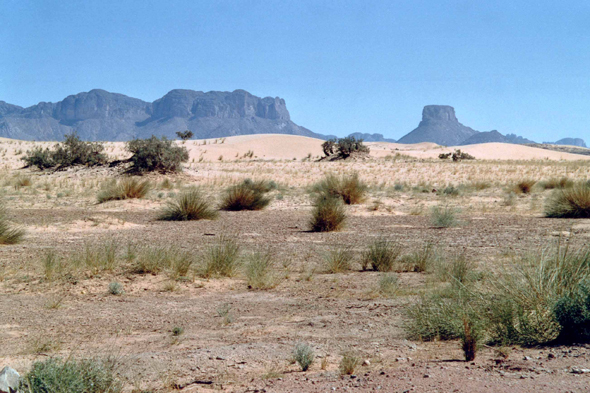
[
  {"x1": 362, "y1": 238, "x2": 401, "y2": 271},
  {"x1": 201, "y1": 236, "x2": 241, "y2": 278},
  {"x1": 42, "y1": 250, "x2": 60, "y2": 280},
  {"x1": 309, "y1": 196, "x2": 346, "y2": 232},
  {"x1": 245, "y1": 251, "x2": 278, "y2": 290},
  {"x1": 126, "y1": 136, "x2": 189, "y2": 173},
  {"x1": 0, "y1": 203, "x2": 25, "y2": 245},
  {"x1": 97, "y1": 178, "x2": 152, "y2": 203},
  {"x1": 323, "y1": 246, "x2": 354, "y2": 273},
  {"x1": 430, "y1": 205, "x2": 460, "y2": 228},
  {"x1": 158, "y1": 188, "x2": 217, "y2": 221},
  {"x1": 172, "y1": 326, "x2": 184, "y2": 336},
  {"x1": 220, "y1": 179, "x2": 274, "y2": 211},
  {"x1": 108, "y1": 282, "x2": 124, "y2": 295},
  {"x1": 339, "y1": 352, "x2": 361, "y2": 375},
  {"x1": 544, "y1": 185, "x2": 590, "y2": 218},
  {"x1": 20, "y1": 357, "x2": 122, "y2": 393},
  {"x1": 293, "y1": 343, "x2": 314, "y2": 371}
]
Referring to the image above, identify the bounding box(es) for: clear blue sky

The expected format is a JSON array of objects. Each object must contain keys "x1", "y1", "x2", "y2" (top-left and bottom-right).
[{"x1": 2, "y1": 0, "x2": 590, "y2": 142}]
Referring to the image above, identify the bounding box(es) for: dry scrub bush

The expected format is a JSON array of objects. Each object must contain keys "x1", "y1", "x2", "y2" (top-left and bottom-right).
[
  {"x1": 126, "y1": 136, "x2": 188, "y2": 173},
  {"x1": 544, "y1": 184, "x2": 590, "y2": 218},
  {"x1": 312, "y1": 172, "x2": 367, "y2": 205},
  {"x1": 159, "y1": 188, "x2": 217, "y2": 221},
  {"x1": 514, "y1": 179, "x2": 536, "y2": 194},
  {"x1": 339, "y1": 352, "x2": 361, "y2": 375},
  {"x1": 309, "y1": 196, "x2": 346, "y2": 232},
  {"x1": 23, "y1": 133, "x2": 108, "y2": 170},
  {"x1": 292, "y1": 343, "x2": 314, "y2": 371},
  {"x1": 97, "y1": 177, "x2": 152, "y2": 203}
]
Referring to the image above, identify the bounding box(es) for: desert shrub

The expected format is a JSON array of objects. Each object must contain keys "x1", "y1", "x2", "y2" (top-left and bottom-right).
[
  {"x1": 220, "y1": 179, "x2": 274, "y2": 211},
  {"x1": 439, "y1": 185, "x2": 460, "y2": 197},
  {"x1": 430, "y1": 205, "x2": 460, "y2": 228},
  {"x1": 22, "y1": 133, "x2": 108, "y2": 170},
  {"x1": 292, "y1": 343, "x2": 314, "y2": 371},
  {"x1": 539, "y1": 177, "x2": 574, "y2": 190},
  {"x1": 158, "y1": 188, "x2": 217, "y2": 221},
  {"x1": 108, "y1": 282, "x2": 124, "y2": 295},
  {"x1": 20, "y1": 357, "x2": 122, "y2": 393},
  {"x1": 337, "y1": 136, "x2": 370, "y2": 158},
  {"x1": 70, "y1": 240, "x2": 120, "y2": 275},
  {"x1": 245, "y1": 251, "x2": 278, "y2": 290},
  {"x1": 553, "y1": 278, "x2": 590, "y2": 343},
  {"x1": 544, "y1": 185, "x2": 590, "y2": 218},
  {"x1": 201, "y1": 236, "x2": 241, "y2": 278},
  {"x1": 97, "y1": 178, "x2": 152, "y2": 203},
  {"x1": 469, "y1": 181, "x2": 492, "y2": 191},
  {"x1": 339, "y1": 352, "x2": 361, "y2": 375},
  {"x1": 0, "y1": 203, "x2": 25, "y2": 245},
  {"x1": 13, "y1": 175, "x2": 33, "y2": 189},
  {"x1": 323, "y1": 246, "x2": 354, "y2": 273},
  {"x1": 514, "y1": 179, "x2": 536, "y2": 194},
  {"x1": 361, "y1": 238, "x2": 401, "y2": 272},
  {"x1": 126, "y1": 136, "x2": 189, "y2": 173},
  {"x1": 378, "y1": 274, "x2": 399, "y2": 297},
  {"x1": 438, "y1": 152, "x2": 452, "y2": 160},
  {"x1": 451, "y1": 149, "x2": 475, "y2": 161},
  {"x1": 176, "y1": 130, "x2": 194, "y2": 140},
  {"x1": 405, "y1": 293, "x2": 465, "y2": 341},
  {"x1": 321, "y1": 139, "x2": 337, "y2": 157},
  {"x1": 312, "y1": 172, "x2": 367, "y2": 204},
  {"x1": 309, "y1": 196, "x2": 346, "y2": 232},
  {"x1": 22, "y1": 147, "x2": 55, "y2": 169}
]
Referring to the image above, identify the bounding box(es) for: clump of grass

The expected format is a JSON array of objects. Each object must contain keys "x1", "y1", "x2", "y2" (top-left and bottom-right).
[
  {"x1": 514, "y1": 179, "x2": 536, "y2": 194},
  {"x1": 309, "y1": 196, "x2": 346, "y2": 232},
  {"x1": 402, "y1": 242, "x2": 437, "y2": 272},
  {"x1": 539, "y1": 177, "x2": 574, "y2": 190},
  {"x1": 20, "y1": 357, "x2": 122, "y2": 393},
  {"x1": 245, "y1": 251, "x2": 278, "y2": 290},
  {"x1": 108, "y1": 282, "x2": 124, "y2": 295},
  {"x1": 312, "y1": 172, "x2": 367, "y2": 205},
  {"x1": 201, "y1": 236, "x2": 241, "y2": 278},
  {"x1": 0, "y1": 203, "x2": 25, "y2": 245},
  {"x1": 378, "y1": 274, "x2": 399, "y2": 297},
  {"x1": 362, "y1": 238, "x2": 401, "y2": 271},
  {"x1": 97, "y1": 177, "x2": 152, "y2": 203},
  {"x1": 439, "y1": 185, "x2": 460, "y2": 197},
  {"x1": 430, "y1": 205, "x2": 460, "y2": 228},
  {"x1": 158, "y1": 188, "x2": 218, "y2": 221},
  {"x1": 323, "y1": 246, "x2": 354, "y2": 273},
  {"x1": 42, "y1": 250, "x2": 61, "y2": 280},
  {"x1": 131, "y1": 246, "x2": 193, "y2": 278},
  {"x1": 339, "y1": 352, "x2": 361, "y2": 375},
  {"x1": 220, "y1": 179, "x2": 274, "y2": 211},
  {"x1": 544, "y1": 185, "x2": 590, "y2": 218},
  {"x1": 73, "y1": 240, "x2": 120, "y2": 275},
  {"x1": 292, "y1": 343, "x2": 314, "y2": 371}
]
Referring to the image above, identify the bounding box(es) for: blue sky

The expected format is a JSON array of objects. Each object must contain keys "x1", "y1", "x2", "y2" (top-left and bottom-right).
[{"x1": 1, "y1": 0, "x2": 590, "y2": 141}]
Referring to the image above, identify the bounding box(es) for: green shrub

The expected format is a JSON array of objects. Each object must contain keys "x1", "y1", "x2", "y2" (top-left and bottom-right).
[
  {"x1": 361, "y1": 238, "x2": 401, "y2": 272},
  {"x1": 23, "y1": 133, "x2": 108, "y2": 170},
  {"x1": 245, "y1": 251, "x2": 277, "y2": 289},
  {"x1": 126, "y1": 136, "x2": 189, "y2": 173},
  {"x1": 201, "y1": 236, "x2": 241, "y2": 278},
  {"x1": 158, "y1": 188, "x2": 217, "y2": 221},
  {"x1": 22, "y1": 147, "x2": 55, "y2": 169},
  {"x1": 430, "y1": 205, "x2": 460, "y2": 228},
  {"x1": 544, "y1": 185, "x2": 590, "y2": 218},
  {"x1": 20, "y1": 357, "x2": 122, "y2": 393},
  {"x1": 176, "y1": 130, "x2": 194, "y2": 141},
  {"x1": 337, "y1": 136, "x2": 370, "y2": 158},
  {"x1": 108, "y1": 282, "x2": 124, "y2": 296},
  {"x1": 323, "y1": 246, "x2": 354, "y2": 273},
  {"x1": 405, "y1": 293, "x2": 465, "y2": 341},
  {"x1": 309, "y1": 196, "x2": 346, "y2": 232},
  {"x1": 553, "y1": 278, "x2": 590, "y2": 343},
  {"x1": 97, "y1": 178, "x2": 152, "y2": 203},
  {"x1": 292, "y1": 343, "x2": 314, "y2": 371},
  {"x1": 313, "y1": 172, "x2": 367, "y2": 204},
  {"x1": 0, "y1": 203, "x2": 25, "y2": 245},
  {"x1": 220, "y1": 179, "x2": 273, "y2": 211}
]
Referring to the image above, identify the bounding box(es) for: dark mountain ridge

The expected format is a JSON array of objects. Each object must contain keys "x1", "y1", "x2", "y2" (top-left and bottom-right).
[{"x1": 0, "y1": 89, "x2": 331, "y2": 141}]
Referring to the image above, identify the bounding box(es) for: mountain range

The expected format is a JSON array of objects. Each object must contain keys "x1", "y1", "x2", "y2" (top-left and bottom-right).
[{"x1": 0, "y1": 89, "x2": 332, "y2": 141}]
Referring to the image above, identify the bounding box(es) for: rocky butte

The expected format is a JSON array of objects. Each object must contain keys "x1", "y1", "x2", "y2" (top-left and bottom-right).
[{"x1": 0, "y1": 89, "x2": 332, "y2": 141}]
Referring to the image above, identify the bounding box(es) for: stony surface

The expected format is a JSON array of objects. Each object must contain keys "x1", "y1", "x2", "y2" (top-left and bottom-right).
[{"x1": 0, "y1": 366, "x2": 20, "y2": 393}]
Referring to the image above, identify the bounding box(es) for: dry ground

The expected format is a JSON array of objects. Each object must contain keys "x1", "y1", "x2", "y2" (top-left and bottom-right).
[{"x1": 1, "y1": 135, "x2": 590, "y2": 392}]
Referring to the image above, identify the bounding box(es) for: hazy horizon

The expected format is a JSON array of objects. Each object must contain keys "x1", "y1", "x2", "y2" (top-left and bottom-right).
[{"x1": 2, "y1": 0, "x2": 589, "y2": 142}]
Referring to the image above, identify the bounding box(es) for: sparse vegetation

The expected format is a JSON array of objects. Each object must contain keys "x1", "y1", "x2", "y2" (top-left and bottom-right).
[
  {"x1": 362, "y1": 238, "x2": 401, "y2": 272},
  {"x1": 321, "y1": 136, "x2": 369, "y2": 159},
  {"x1": 220, "y1": 179, "x2": 274, "y2": 211},
  {"x1": 309, "y1": 196, "x2": 346, "y2": 232},
  {"x1": 97, "y1": 177, "x2": 152, "y2": 203},
  {"x1": 544, "y1": 184, "x2": 590, "y2": 218},
  {"x1": 201, "y1": 235, "x2": 241, "y2": 278},
  {"x1": 312, "y1": 172, "x2": 367, "y2": 204},
  {"x1": 126, "y1": 136, "x2": 189, "y2": 173},
  {"x1": 430, "y1": 205, "x2": 460, "y2": 228},
  {"x1": 339, "y1": 352, "x2": 361, "y2": 375},
  {"x1": 245, "y1": 251, "x2": 278, "y2": 290},
  {"x1": 323, "y1": 246, "x2": 354, "y2": 273},
  {"x1": 176, "y1": 130, "x2": 194, "y2": 141},
  {"x1": 108, "y1": 282, "x2": 124, "y2": 295},
  {"x1": 22, "y1": 133, "x2": 108, "y2": 170},
  {"x1": 158, "y1": 188, "x2": 217, "y2": 221},
  {"x1": 0, "y1": 202, "x2": 25, "y2": 244},
  {"x1": 514, "y1": 179, "x2": 537, "y2": 194},
  {"x1": 378, "y1": 274, "x2": 399, "y2": 297},
  {"x1": 292, "y1": 343, "x2": 314, "y2": 371}
]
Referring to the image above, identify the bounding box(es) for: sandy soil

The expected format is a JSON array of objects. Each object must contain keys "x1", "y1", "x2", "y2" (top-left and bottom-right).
[{"x1": 1, "y1": 134, "x2": 590, "y2": 392}]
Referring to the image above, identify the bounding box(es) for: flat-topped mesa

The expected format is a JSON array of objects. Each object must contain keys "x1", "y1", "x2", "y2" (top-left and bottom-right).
[{"x1": 421, "y1": 105, "x2": 458, "y2": 123}]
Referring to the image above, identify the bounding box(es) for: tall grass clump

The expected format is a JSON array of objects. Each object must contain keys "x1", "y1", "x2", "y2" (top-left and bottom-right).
[
  {"x1": 513, "y1": 179, "x2": 536, "y2": 194},
  {"x1": 158, "y1": 188, "x2": 217, "y2": 221},
  {"x1": 402, "y1": 242, "x2": 438, "y2": 272},
  {"x1": 312, "y1": 172, "x2": 367, "y2": 205},
  {"x1": 97, "y1": 178, "x2": 152, "y2": 203},
  {"x1": 201, "y1": 236, "x2": 241, "y2": 278},
  {"x1": 430, "y1": 205, "x2": 460, "y2": 228},
  {"x1": 220, "y1": 179, "x2": 275, "y2": 211},
  {"x1": 245, "y1": 251, "x2": 278, "y2": 289},
  {"x1": 323, "y1": 246, "x2": 354, "y2": 273},
  {"x1": 361, "y1": 238, "x2": 402, "y2": 272},
  {"x1": 0, "y1": 203, "x2": 25, "y2": 244},
  {"x1": 539, "y1": 177, "x2": 574, "y2": 190},
  {"x1": 309, "y1": 196, "x2": 346, "y2": 232},
  {"x1": 131, "y1": 246, "x2": 193, "y2": 278},
  {"x1": 544, "y1": 184, "x2": 590, "y2": 218},
  {"x1": 19, "y1": 357, "x2": 122, "y2": 393}
]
